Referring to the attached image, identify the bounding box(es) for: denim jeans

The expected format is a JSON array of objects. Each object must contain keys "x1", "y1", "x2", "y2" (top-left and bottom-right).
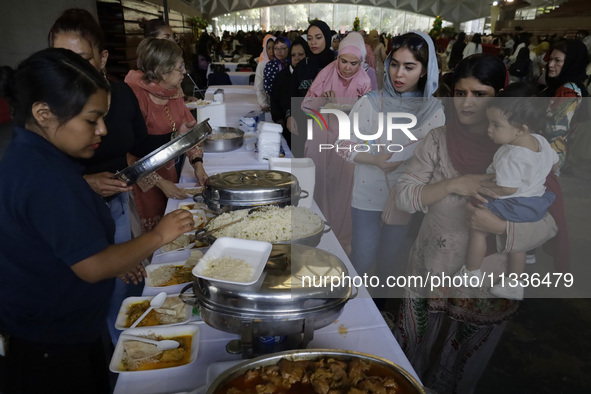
[{"x1": 349, "y1": 207, "x2": 408, "y2": 277}]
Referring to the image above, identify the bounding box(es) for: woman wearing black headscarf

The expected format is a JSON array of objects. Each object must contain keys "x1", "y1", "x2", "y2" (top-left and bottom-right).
[
  {"x1": 447, "y1": 32, "x2": 466, "y2": 70},
  {"x1": 290, "y1": 20, "x2": 335, "y2": 98},
  {"x1": 270, "y1": 37, "x2": 312, "y2": 149},
  {"x1": 286, "y1": 20, "x2": 335, "y2": 155},
  {"x1": 542, "y1": 39, "x2": 589, "y2": 173}
]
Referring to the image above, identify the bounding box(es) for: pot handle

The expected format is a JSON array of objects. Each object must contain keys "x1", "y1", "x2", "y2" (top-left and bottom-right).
[
  {"x1": 179, "y1": 283, "x2": 198, "y2": 306},
  {"x1": 192, "y1": 191, "x2": 204, "y2": 202},
  {"x1": 349, "y1": 285, "x2": 359, "y2": 299},
  {"x1": 299, "y1": 190, "x2": 309, "y2": 200}
]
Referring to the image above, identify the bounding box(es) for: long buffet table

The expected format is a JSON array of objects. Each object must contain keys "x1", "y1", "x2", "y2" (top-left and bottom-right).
[{"x1": 113, "y1": 87, "x2": 420, "y2": 394}]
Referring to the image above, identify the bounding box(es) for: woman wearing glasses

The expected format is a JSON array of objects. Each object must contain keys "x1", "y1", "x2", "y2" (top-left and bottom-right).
[
  {"x1": 263, "y1": 36, "x2": 290, "y2": 95},
  {"x1": 335, "y1": 31, "x2": 444, "y2": 277},
  {"x1": 48, "y1": 9, "x2": 192, "y2": 345},
  {"x1": 125, "y1": 38, "x2": 207, "y2": 233}
]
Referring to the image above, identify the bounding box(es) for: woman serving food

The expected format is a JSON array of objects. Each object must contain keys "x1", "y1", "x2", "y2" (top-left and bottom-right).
[{"x1": 0, "y1": 48, "x2": 195, "y2": 393}]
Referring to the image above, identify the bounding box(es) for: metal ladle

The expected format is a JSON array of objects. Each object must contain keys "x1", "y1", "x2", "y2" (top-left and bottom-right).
[{"x1": 129, "y1": 291, "x2": 167, "y2": 328}]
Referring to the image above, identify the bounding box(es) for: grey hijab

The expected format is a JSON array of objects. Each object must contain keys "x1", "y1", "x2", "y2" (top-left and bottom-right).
[{"x1": 366, "y1": 31, "x2": 442, "y2": 127}]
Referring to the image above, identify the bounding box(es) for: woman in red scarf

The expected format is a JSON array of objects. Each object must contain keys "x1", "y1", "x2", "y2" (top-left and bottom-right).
[
  {"x1": 125, "y1": 38, "x2": 207, "y2": 233},
  {"x1": 392, "y1": 54, "x2": 568, "y2": 392}
]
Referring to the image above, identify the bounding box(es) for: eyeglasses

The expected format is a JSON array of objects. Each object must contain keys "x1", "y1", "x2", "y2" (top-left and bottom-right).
[
  {"x1": 274, "y1": 46, "x2": 288, "y2": 51},
  {"x1": 174, "y1": 63, "x2": 186, "y2": 73},
  {"x1": 391, "y1": 35, "x2": 425, "y2": 51}
]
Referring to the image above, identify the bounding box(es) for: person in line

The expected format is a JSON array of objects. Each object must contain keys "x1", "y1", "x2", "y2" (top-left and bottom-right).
[
  {"x1": 254, "y1": 34, "x2": 276, "y2": 111},
  {"x1": 270, "y1": 37, "x2": 311, "y2": 149},
  {"x1": 287, "y1": 20, "x2": 336, "y2": 156},
  {"x1": 393, "y1": 53, "x2": 568, "y2": 393},
  {"x1": 48, "y1": 8, "x2": 182, "y2": 345},
  {"x1": 263, "y1": 36, "x2": 290, "y2": 95},
  {"x1": 459, "y1": 83, "x2": 559, "y2": 300},
  {"x1": 125, "y1": 38, "x2": 207, "y2": 233},
  {"x1": 371, "y1": 31, "x2": 388, "y2": 90},
  {"x1": 447, "y1": 32, "x2": 466, "y2": 70},
  {"x1": 542, "y1": 39, "x2": 589, "y2": 173},
  {"x1": 302, "y1": 32, "x2": 372, "y2": 254},
  {"x1": 140, "y1": 18, "x2": 178, "y2": 42},
  {"x1": 0, "y1": 48, "x2": 195, "y2": 393},
  {"x1": 290, "y1": 20, "x2": 335, "y2": 98},
  {"x1": 335, "y1": 31, "x2": 444, "y2": 278},
  {"x1": 462, "y1": 33, "x2": 482, "y2": 58}
]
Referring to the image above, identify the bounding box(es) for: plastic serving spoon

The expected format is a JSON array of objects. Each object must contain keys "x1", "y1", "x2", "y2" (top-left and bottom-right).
[
  {"x1": 129, "y1": 291, "x2": 167, "y2": 328},
  {"x1": 123, "y1": 336, "x2": 180, "y2": 351}
]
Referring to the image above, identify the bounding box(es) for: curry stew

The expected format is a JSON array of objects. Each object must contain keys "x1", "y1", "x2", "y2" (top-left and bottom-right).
[{"x1": 215, "y1": 357, "x2": 418, "y2": 394}]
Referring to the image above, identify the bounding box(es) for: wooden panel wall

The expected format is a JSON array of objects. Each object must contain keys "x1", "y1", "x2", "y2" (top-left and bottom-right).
[{"x1": 97, "y1": 0, "x2": 198, "y2": 80}]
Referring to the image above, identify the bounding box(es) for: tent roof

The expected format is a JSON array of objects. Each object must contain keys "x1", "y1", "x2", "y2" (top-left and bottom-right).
[{"x1": 189, "y1": 0, "x2": 563, "y2": 24}]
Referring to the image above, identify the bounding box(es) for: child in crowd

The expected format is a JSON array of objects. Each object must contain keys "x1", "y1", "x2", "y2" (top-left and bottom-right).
[{"x1": 458, "y1": 83, "x2": 559, "y2": 300}]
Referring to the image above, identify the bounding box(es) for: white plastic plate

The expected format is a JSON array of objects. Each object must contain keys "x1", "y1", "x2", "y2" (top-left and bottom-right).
[{"x1": 192, "y1": 237, "x2": 272, "y2": 285}]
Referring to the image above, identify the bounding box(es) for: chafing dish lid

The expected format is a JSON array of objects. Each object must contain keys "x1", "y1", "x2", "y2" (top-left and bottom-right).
[
  {"x1": 203, "y1": 170, "x2": 301, "y2": 202},
  {"x1": 194, "y1": 244, "x2": 351, "y2": 314},
  {"x1": 114, "y1": 119, "x2": 212, "y2": 185}
]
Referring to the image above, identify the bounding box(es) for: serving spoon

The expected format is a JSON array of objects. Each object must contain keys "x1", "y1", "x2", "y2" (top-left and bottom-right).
[
  {"x1": 129, "y1": 291, "x2": 167, "y2": 328},
  {"x1": 122, "y1": 335, "x2": 180, "y2": 351}
]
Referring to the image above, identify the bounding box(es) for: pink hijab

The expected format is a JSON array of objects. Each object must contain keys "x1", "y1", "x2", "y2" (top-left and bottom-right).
[
  {"x1": 259, "y1": 34, "x2": 276, "y2": 63},
  {"x1": 306, "y1": 32, "x2": 371, "y2": 98}
]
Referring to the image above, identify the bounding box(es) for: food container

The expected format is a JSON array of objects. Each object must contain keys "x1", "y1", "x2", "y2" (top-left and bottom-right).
[
  {"x1": 202, "y1": 127, "x2": 244, "y2": 153},
  {"x1": 206, "y1": 349, "x2": 425, "y2": 394},
  {"x1": 197, "y1": 170, "x2": 309, "y2": 214},
  {"x1": 114, "y1": 120, "x2": 211, "y2": 185},
  {"x1": 144, "y1": 261, "x2": 195, "y2": 296},
  {"x1": 114, "y1": 294, "x2": 193, "y2": 330},
  {"x1": 193, "y1": 237, "x2": 272, "y2": 285},
  {"x1": 180, "y1": 244, "x2": 356, "y2": 358},
  {"x1": 109, "y1": 324, "x2": 200, "y2": 374}
]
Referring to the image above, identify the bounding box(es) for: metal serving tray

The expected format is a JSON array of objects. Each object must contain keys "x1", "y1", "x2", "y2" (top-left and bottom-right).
[{"x1": 114, "y1": 119, "x2": 212, "y2": 185}]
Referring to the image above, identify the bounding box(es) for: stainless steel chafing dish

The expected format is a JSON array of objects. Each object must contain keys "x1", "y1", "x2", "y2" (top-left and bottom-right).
[
  {"x1": 180, "y1": 244, "x2": 355, "y2": 358},
  {"x1": 207, "y1": 349, "x2": 426, "y2": 394},
  {"x1": 196, "y1": 170, "x2": 309, "y2": 214},
  {"x1": 114, "y1": 119, "x2": 212, "y2": 185},
  {"x1": 202, "y1": 127, "x2": 244, "y2": 153}
]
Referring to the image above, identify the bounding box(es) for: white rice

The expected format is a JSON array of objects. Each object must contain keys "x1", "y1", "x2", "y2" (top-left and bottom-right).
[
  {"x1": 207, "y1": 206, "x2": 323, "y2": 242},
  {"x1": 200, "y1": 256, "x2": 253, "y2": 282}
]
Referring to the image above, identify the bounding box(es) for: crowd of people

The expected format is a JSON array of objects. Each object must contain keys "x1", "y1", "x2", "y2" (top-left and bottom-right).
[{"x1": 0, "y1": 7, "x2": 590, "y2": 393}]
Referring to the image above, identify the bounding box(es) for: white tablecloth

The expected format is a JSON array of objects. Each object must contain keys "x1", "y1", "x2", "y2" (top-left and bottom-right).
[{"x1": 113, "y1": 87, "x2": 420, "y2": 394}]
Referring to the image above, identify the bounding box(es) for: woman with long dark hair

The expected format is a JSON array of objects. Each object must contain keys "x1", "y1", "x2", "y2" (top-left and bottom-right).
[
  {"x1": 0, "y1": 48, "x2": 194, "y2": 393},
  {"x1": 393, "y1": 53, "x2": 567, "y2": 392}
]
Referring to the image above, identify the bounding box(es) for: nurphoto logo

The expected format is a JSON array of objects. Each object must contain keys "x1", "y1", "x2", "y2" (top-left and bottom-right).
[{"x1": 305, "y1": 108, "x2": 419, "y2": 153}]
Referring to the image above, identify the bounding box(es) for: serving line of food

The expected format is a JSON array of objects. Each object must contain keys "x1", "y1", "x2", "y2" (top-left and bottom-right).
[
  {"x1": 109, "y1": 86, "x2": 422, "y2": 392},
  {"x1": 112, "y1": 159, "x2": 422, "y2": 393},
  {"x1": 112, "y1": 189, "x2": 422, "y2": 393}
]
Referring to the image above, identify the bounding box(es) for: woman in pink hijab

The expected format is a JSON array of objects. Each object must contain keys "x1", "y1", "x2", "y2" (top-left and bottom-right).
[{"x1": 302, "y1": 32, "x2": 372, "y2": 253}]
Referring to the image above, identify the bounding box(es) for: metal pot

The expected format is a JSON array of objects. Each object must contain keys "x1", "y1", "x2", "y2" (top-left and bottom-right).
[
  {"x1": 197, "y1": 170, "x2": 309, "y2": 214},
  {"x1": 114, "y1": 120, "x2": 212, "y2": 185},
  {"x1": 180, "y1": 244, "x2": 355, "y2": 358},
  {"x1": 206, "y1": 349, "x2": 425, "y2": 394},
  {"x1": 202, "y1": 127, "x2": 244, "y2": 153}
]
